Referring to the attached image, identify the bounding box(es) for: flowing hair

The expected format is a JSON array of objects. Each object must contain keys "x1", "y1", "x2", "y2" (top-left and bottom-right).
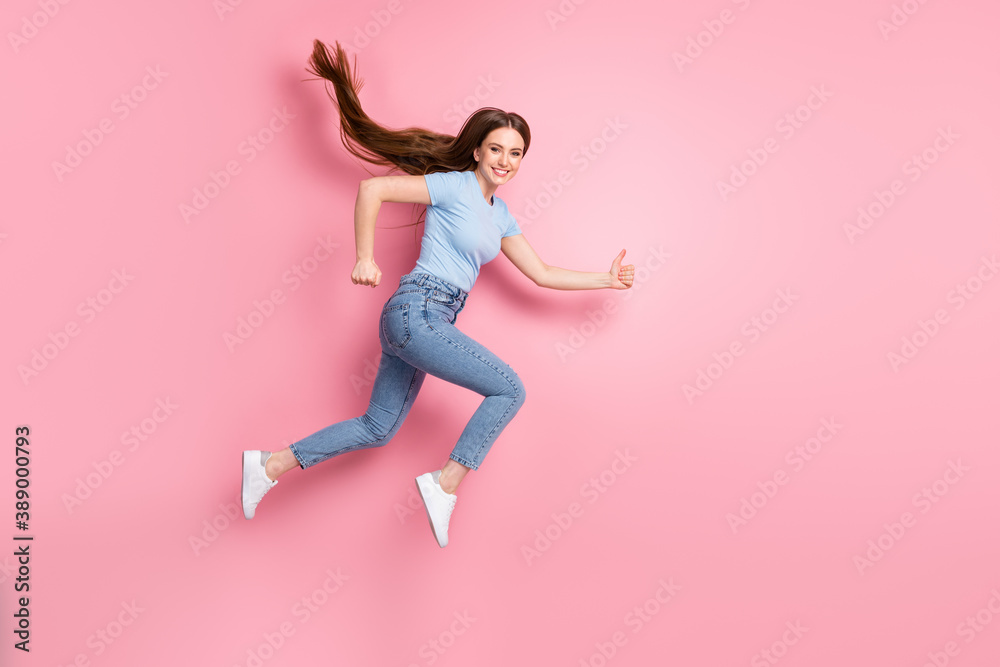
[{"x1": 303, "y1": 39, "x2": 530, "y2": 236}]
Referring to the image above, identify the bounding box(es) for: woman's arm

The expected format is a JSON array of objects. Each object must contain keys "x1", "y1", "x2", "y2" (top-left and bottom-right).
[
  {"x1": 355, "y1": 175, "x2": 432, "y2": 261},
  {"x1": 501, "y1": 234, "x2": 634, "y2": 290},
  {"x1": 352, "y1": 175, "x2": 432, "y2": 287}
]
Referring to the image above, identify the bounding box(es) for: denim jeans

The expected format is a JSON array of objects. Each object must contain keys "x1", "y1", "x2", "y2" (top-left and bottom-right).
[{"x1": 289, "y1": 272, "x2": 526, "y2": 471}]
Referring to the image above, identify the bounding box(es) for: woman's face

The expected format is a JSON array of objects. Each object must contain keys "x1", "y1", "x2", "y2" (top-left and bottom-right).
[{"x1": 473, "y1": 127, "x2": 525, "y2": 187}]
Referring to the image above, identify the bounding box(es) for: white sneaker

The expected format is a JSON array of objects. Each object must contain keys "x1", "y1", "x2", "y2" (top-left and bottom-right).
[
  {"x1": 415, "y1": 471, "x2": 458, "y2": 548},
  {"x1": 242, "y1": 450, "x2": 277, "y2": 520}
]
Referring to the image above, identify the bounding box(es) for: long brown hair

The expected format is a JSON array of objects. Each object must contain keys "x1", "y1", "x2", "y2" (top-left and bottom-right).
[{"x1": 304, "y1": 39, "x2": 530, "y2": 235}]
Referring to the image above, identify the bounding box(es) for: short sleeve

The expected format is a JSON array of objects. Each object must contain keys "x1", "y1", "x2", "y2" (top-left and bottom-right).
[
  {"x1": 502, "y1": 211, "x2": 522, "y2": 238},
  {"x1": 423, "y1": 171, "x2": 464, "y2": 208}
]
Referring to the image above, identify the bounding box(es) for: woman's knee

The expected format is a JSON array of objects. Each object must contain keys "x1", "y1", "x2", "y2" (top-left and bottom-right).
[
  {"x1": 506, "y1": 368, "x2": 527, "y2": 410},
  {"x1": 358, "y1": 411, "x2": 396, "y2": 447}
]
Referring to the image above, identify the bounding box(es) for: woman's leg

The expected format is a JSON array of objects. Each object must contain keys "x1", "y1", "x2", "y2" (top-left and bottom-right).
[
  {"x1": 437, "y1": 458, "x2": 470, "y2": 494},
  {"x1": 265, "y1": 358, "x2": 471, "y2": 494},
  {"x1": 401, "y1": 298, "x2": 525, "y2": 546},
  {"x1": 397, "y1": 298, "x2": 527, "y2": 476},
  {"x1": 269, "y1": 349, "x2": 426, "y2": 478},
  {"x1": 263, "y1": 448, "x2": 300, "y2": 480}
]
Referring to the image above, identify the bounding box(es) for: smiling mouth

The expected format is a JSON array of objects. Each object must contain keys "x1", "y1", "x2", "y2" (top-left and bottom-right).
[{"x1": 492, "y1": 167, "x2": 509, "y2": 177}]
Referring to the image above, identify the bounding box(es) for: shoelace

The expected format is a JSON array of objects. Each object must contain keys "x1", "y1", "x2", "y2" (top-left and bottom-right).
[
  {"x1": 442, "y1": 495, "x2": 457, "y2": 529},
  {"x1": 251, "y1": 473, "x2": 276, "y2": 508}
]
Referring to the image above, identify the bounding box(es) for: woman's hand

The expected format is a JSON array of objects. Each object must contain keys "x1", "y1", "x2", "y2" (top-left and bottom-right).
[
  {"x1": 609, "y1": 249, "x2": 634, "y2": 290},
  {"x1": 352, "y1": 258, "x2": 382, "y2": 288}
]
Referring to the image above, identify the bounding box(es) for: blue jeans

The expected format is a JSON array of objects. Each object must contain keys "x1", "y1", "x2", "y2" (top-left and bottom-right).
[{"x1": 289, "y1": 272, "x2": 526, "y2": 471}]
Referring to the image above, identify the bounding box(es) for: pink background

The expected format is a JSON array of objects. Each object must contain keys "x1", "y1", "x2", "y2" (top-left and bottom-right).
[{"x1": 3, "y1": 0, "x2": 999, "y2": 665}]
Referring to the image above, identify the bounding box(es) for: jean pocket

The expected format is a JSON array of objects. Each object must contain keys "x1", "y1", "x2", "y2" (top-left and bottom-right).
[
  {"x1": 427, "y1": 289, "x2": 457, "y2": 306},
  {"x1": 380, "y1": 303, "x2": 411, "y2": 349}
]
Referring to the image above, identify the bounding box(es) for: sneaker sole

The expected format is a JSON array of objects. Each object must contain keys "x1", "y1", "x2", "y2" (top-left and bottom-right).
[
  {"x1": 242, "y1": 451, "x2": 255, "y2": 520},
  {"x1": 415, "y1": 475, "x2": 447, "y2": 548}
]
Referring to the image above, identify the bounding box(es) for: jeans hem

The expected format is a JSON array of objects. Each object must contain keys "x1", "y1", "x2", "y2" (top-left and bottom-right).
[
  {"x1": 449, "y1": 454, "x2": 478, "y2": 471},
  {"x1": 288, "y1": 443, "x2": 307, "y2": 469}
]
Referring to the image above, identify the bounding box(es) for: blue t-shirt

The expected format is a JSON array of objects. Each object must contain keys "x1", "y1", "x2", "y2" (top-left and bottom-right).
[{"x1": 412, "y1": 170, "x2": 522, "y2": 292}]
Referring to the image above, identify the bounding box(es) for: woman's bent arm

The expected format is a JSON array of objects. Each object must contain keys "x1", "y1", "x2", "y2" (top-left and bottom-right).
[
  {"x1": 355, "y1": 175, "x2": 432, "y2": 261},
  {"x1": 354, "y1": 179, "x2": 382, "y2": 262},
  {"x1": 351, "y1": 175, "x2": 433, "y2": 287}
]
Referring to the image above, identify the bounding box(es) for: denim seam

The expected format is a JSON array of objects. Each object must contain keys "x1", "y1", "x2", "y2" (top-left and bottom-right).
[
  {"x1": 422, "y1": 309, "x2": 522, "y2": 468},
  {"x1": 288, "y1": 443, "x2": 306, "y2": 469},
  {"x1": 449, "y1": 453, "x2": 478, "y2": 470},
  {"x1": 365, "y1": 364, "x2": 422, "y2": 449},
  {"x1": 406, "y1": 274, "x2": 466, "y2": 299},
  {"x1": 470, "y1": 391, "x2": 519, "y2": 467},
  {"x1": 427, "y1": 326, "x2": 517, "y2": 388},
  {"x1": 382, "y1": 303, "x2": 412, "y2": 349}
]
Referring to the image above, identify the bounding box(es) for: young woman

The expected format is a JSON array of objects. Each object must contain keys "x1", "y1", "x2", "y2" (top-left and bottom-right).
[{"x1": 241, "y1": 39, "x2": 635, "y2": 548}]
